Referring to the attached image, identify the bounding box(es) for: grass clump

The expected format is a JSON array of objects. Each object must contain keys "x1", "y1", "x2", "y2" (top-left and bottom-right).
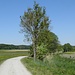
[{"x1": 21, "y1": 54, "x2": 75, "y2": 75}]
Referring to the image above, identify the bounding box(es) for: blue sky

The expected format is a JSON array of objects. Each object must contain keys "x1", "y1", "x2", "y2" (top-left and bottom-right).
[{"x1": 0, "y1": 0, "x2": 75, "y2": 45}]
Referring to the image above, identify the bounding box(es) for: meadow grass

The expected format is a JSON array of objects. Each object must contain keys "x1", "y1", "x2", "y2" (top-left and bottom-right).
[
  {"x1": 21, "y1": 57, "x2": 52, "y2": 75},
  {"x1": 21, "y1": 54, "x2": 75, "y2": 75},
  {"x1": 49, "y1": 55, "x2": 75, "y2": 75},
  {"x1": 0, "y1": 50, "x2": 29, "y2": 64},
  {"x1": 65, "y1": 52, "x2": 75, "y2": 54}
]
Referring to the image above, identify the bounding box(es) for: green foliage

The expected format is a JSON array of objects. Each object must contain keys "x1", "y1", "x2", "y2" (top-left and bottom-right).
[
  {"x1": 20, "y1": 1, "x2": 50, "y2": 61},
  {"x1": 71, "y1": 46, "x2": 75, "y2": 52},
  {"x1": 22, "y1": 55, "x2": 75, "y2": 75},
  {"x1": 29, "y1": 45, "x2": 34, "y2": 57},
  {"x1": 57, "y1": 45, "x2": 63, "y2": 52},
  {"x1": 37, "y1": 43, "x2": 47, "y2": 60},
  {"x1": 30, "y1": 30, "x2": 59, "y2": 60},
  {"x1": 63, "y1": 43, "x2": 73, "y2": 52},
  {"x1": 48, "y1": 32, "x2": 59, "y2": 53},
  {"x1": 20, "y1": 1, "x2": 60, "y2": 61},
  {"x1": 38, "y1": 30, "x2": 59, "y2": 53}
]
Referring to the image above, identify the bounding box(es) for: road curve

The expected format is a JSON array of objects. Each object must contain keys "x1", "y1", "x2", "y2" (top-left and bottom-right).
[{"x1": 0, "y1": 56, "x2": 32, "y2": 75}]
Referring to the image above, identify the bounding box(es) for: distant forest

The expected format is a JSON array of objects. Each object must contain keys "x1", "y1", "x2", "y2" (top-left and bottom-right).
[{"x1": 0, "y1": 44, "x2": 30, "y2": 50}]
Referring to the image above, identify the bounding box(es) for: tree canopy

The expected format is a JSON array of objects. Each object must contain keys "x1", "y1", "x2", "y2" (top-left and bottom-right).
[
  {"x1": 20, "y1": 2, "x2": 50, "y2": 61},
  {"x1": 63, "y1": 43, "x2": 72, "y2": 52},
  {"x1": 38, "y1": 30, "x2": 59, "y2": 53},
  {"x1": 30, "y1": 30, "x2": 59, "y2": 60}
]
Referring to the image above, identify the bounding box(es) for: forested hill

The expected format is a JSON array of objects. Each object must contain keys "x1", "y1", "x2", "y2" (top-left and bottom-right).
[{"x1": 0, "y1": 44, "x2": 30, "y2": 50}]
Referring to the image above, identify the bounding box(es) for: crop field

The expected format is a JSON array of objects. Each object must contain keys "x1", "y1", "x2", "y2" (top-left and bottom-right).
[{"x1": 0, "y1": 50, "x2": 29, "y2": 64}]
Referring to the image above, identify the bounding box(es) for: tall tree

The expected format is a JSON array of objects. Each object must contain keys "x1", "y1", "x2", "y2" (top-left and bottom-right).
[
  {"x1": 30, "y1": 30, "x2": 59, "y2": 60},
  {"x1": 20, "y1": 2, "x2": 50, "y2": 61}
]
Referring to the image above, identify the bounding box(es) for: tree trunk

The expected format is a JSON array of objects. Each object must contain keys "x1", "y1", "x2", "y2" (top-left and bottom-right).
[
  {"x1": 32, "y1": 36, "x2": 37, "y2": 61},
  {"x1": 33, "y1": 45, "x2": 36, "y2": 61}
]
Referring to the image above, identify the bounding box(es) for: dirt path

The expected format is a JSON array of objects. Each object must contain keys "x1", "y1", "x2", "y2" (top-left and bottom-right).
[{"x1": 0, "y1": 56, "x2": 32, "y2": 75}]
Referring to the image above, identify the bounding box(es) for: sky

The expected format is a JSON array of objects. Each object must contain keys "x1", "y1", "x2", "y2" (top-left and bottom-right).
[{"x1": 0, "y1": 0, "x2": 75, "y2": 45}]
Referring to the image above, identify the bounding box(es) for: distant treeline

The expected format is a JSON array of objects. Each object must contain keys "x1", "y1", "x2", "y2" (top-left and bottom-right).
[{"x1": 0, "y1": 44, "x2": 30, "y2": 50}]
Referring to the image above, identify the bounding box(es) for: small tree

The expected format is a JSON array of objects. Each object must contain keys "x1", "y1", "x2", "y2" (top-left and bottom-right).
[
  {"x1": 20, "y1": 2, "x2": 50, "y2": 61},
  {"x1": 63, "y1": 43, "x2": 72, "y2": 52}
]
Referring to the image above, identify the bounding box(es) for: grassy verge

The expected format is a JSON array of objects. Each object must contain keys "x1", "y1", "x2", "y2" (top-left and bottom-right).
[
  {"x1": 49, "y1": 55, "x2": 75, "y2": 75},
  {"x1": 0, "y1": 50, "x2": 29, "y2": 64},
  {"x1": 21, "y1": 55, "x2": 75, "y2": 75},
  {"x1": 21, "y1": 57, "x2": 52, "y2": 75}
]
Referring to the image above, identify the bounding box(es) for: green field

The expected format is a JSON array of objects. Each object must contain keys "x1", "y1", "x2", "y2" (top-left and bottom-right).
[
  {"x1": 21, "y1": 54, "x2": 75, "y2": 75},
  {"x1": 1, "y1": 50, "x2": 75, "y2": 75},
  {"x1": 0, "y1": 50, "x2": 29, "y2": 64}
]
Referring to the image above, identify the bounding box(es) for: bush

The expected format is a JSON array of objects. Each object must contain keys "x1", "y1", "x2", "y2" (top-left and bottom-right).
[{"x1": 37, "y1": 43, "x2": 47, "y2": 60}]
